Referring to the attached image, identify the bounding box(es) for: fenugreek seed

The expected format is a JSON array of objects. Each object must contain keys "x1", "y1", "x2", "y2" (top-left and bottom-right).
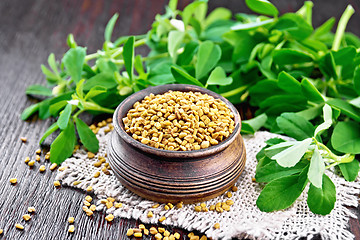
[
  {"x1": 222, "y1": 204, "x2": 230, "y2": 211},
  {"x1": 114, "y1": 203, "x2": 122, "y2": 208},
  {"x1": 100, "y1": 199, "x2": 108, "y2": 204},
  {"x1": 90, "y1": 205, "x2": 96, "y2": 211},
  {"x1": 226, "y1": 200, "x2": 234, "y2": 206},
  {"x1": 214, "y1": 223, "x2": 220, "y2": 229},
  {"x1": 36, "y1": 149, "x2": 41, "y2": 155},
  {"x1": 93, "y1": 161, "x2": 102, "y2": 167},
  {"x1": 188, "y1": 232, "x2": 194, "y2": 238},
  {"x1": 174, "y1": 232, "x2": 181, "y2": 239},
  {"x1": 232, "y1": 185, "x2": 238, "y2": 192},
  {"x1": 103, "y1": 169, "x2": 110, "y2": 175},
  {"x1": 149, "y1": 227, "x2": 158, "y2": 234},
  {"x1": 152, "y1": 203, "x2": 160, "y2": 208},
  {"x1": 28, "y1": 160, "x2": 35, "y2": 167},
  {"x1": 158, "y1": 227, "x2": 165, "y2": 233},
  {"x1": 85, "y1": 209, "x2": 93, "y2": 216},
  {"x1": 133, "y1": 228, "x2": 141, "y2": 233},
  {"x1": 0, "y1": 229, "x2": 3, "y2": 234},
  {"x1": 9, "y1": 178, "x2": 17, "y2": 184},
  {"x1": 155, "y1": 233, "x2": 163, "y2": 240},
  {"x1": 82, "y1": 206, "x2": 88, "y2": 212},
  {"x1": 164, "y1": 230, "x2": 170, "y2": 237},
  {"x1": 176, "y1": 202, "x2": 183, "y2": 209},
  {"x1": 49, "y1": 163, "x2": 57, "y2": 171},
  {"x1": 22, "y1": 214, "x2": 31, "y2": 221},
  {"x1": 159, "y1": 216, "x2": 166, "y2": 222},
  {"x1": 85, "y1": 195, "x2": 92, "y2": 202},
  {"x1": 127, "y1": 228, "x2": 134, "y2": 236},
  {"x1": 139, "y1": 224, "x2": 145, "y2": 231},
  {"x1": 107, "y1": 118, "x2": 112, "y2": 123},
  {"x1": 68, "y1": 225, "x2": 75, "y2": 233},
  {"x1": 190, "y1": 236, "x2": 199, "y2": 240},
  {"x1": 53, "y1": 181, "x2": 61, "y2": 187},
  {"x1": 73, "y1": 181, "x2": 81, "y2": 186},
  {"x1": 226, "y1": 192, "x2": 232, "y2": 198},
  {"x1": 215, "y1": 206, "x2": 223, "y2": 213},
  {"x1": 194, "y1": 206, "x2": 201, "y2": 212},
  {"x1": 35, "y1": 155, "x2": 41, "y2": 162},
  {"x1": 94, "y1": 171, "x2": 100, "y2": 178},
  {"x1": 28, "y1": 207, "x2": 36, "y2": 213},
  {"x1": 164, "y1": 237, "x2": 169, "y2": 240},
  {"x1": 83, "y1": 200, "x2": 91, "y2": 207},
  {"x1": 45, "y1": 154, "x2": 50, "y2": 160},
  {"x1": 144, "y1": 229, "x2": 149, "y2": 235},
  {"x1": 200, "y1": 203, "x2": 206, "y2": 208},
  {"x1": 202, "y1": 207, "x2": 209, "y2": 212},
  {"x1": 24, "y1": 156, "x2": 30, "y2": 163},
  {"x1": 252, "y1": 177, "x2": 256, "y2": 182},
  {"x1": 200, "y1": 141, "x2": 210, "y2": 149},
  {"x1": 105, "y1": 214, "x2": 114, "y2": 222},
  {"x1": 147, "y1": 211, "x2": 154, "y2": 218},
  {"x1": 167, "y1": 203, "x2": 174, "y2": 209},
  {"x1": 169, "y1": 235, "x2": 175, "y2": 240},
  {"x1": 68, "y1": 217, "x2": 74, "y2": 223},
  {"x1": 209, "y1": 205, "x2": 215, "y2": 211},
  {"x1": 20, "y1": 137, "x2": 27, "y2": 143},
  {"x1": 164, "y1": 205, "x2": 170, "y2": 210},
  {"x1": 87, "y1": 152, "x2": 95, "y2": 159},
  {"x1": 86, "y1": 186, "x2": 93, "y2": 192},
  {"x1": 106, "y1": 202, "x2": 113, "y2": 209},
  {"x1": 39, "y1": 165, "x2": 46, "y2": 172},
  {"x1": 107, "y1": 197, "x2": 115, "y2": 203},
  {"x1": 15, "y1": 223, "x2": 24, "y2": 230},
  {"x1": 200, "y1": 235, "x2": 207, "y2": 240}
]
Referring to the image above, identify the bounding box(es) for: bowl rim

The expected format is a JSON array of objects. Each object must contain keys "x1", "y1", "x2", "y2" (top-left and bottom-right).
[{"x1": 112, "y1": 84, "x2": 241, "y2": 158}]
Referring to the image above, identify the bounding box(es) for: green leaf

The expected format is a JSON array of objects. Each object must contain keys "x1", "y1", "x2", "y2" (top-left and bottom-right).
[
  {"x1": 256, "y1": 167, "x2": 308, "y2": 212},
  {"x1": 196, "y1": 41, "x2": 221, "y2": 79},
  {"x1": 49, "y1": 100, "x2": 68, "y2": 117},
  {"x1": 276, "y1": 113, "x2": 315, "y2": 141},
  {"x1": 104, "y1": 13, "x2": 119, "y2": 42},
  {"x1": 48, "y1": 53, "x2": 60, "y2": 76},
  {"x1": 332, "y1": 121, "x2": 360, "y2": 154},
  {"x1": 241, "y1": 113, "x2": 267, "y2": 134},
  {"x1": 41, "y1": 65, "x2": 59, "y2": 84},
  {"x1": 76, "y1": 79, "x2": 85, "y2": 99},
  {"x1": 168, "y1": 30, "x2": 185, "y2": 62},
  {"x1": 206, "y1": 67, "x2": 232, "y2": 86},
  {"x1": 265, "y1": 141, "x2": 295, "y2": 159},
  {"x1": 85, "y1": 86, "x2": 107, "y2": 100},
  {"x1": 256, "y1": 159, "x2": 308, "y2": 183},
  {"x1": 170, "y1": 66, "x2": 204, "y2": 87},
  {"x1": 205, "y1": 7, "x2": 232, "y2": 27},
  {"x1": 353, "y1": 66, "x2": 360, "y2": 96},
  {"x1": 307, "y1": 146, "x2": 325, "y2": 188},
  {"x1": 57, "y1": 103, "x2": 72, "y2": 130},
  {"x1": 312, "y1": 17, "x2": 335, "y2": 39},
  {"x1": 21, "y1": 103, "x2": 40, "y2": 120},
  {"x1": 97, "y1": 58, "x2": 118, "y2": 73},
  {"x1": 50, "y1": 121, "x2": 76, "y2": 164},
  {"x1": 123, "y1": 36, "x2": 135, "y2": 81},
  {"x1": 339, "y1": 159, "x2": 360, "y2": 182},
  {"x1": 319, "y1": 52, "x2": 337, "y2": 80},
  {"x1": 245, "y1": 0, "x2": 278, "y2": 17},
  {"x1": 327, "y1": 98, "x2": 360, "y2": 122},
  {"x1": 301, "y1": 78, "x2": 325, "y2": 104},
  {"x1": 177, "y1": 41, "x2": 198, "y2": 66},
  {"x1": 231, "y1": 19, "x2": 274, "y2": 31},
  {"x1": 25, "y1": 85, "x2": 53, "y2": 97},
  {"x1": 83, "y1": 72, "x2": 117, "y2": 90},
  {"x1": 63, "y1": 47, "x2": 86, "y2": 83},
  {"x1": 307, "y1": 175, "x2": 336, "y2": 215},
  {"x1": 272, "y1": 138, "x2": 312, "y2": 167},
  {"x1": 75, "y1": 118, "x2": 99, "y2": 153},
  {"x1": 273, "y1": 49, "x2": 313, "y2": 66},
  {"x1": 277, "y1": 71, "x2": 301, "y2": 94},
  {"x1": 314, "y1": 104, "x2": 332, "y2": 137},
  {"x1": 168, "y1": 0, "x2": 178, "y2": 12},
  {"x1": 38, "y1": 99, "x2": 51, "y2": 120},
  {"x1": 296, "y1": 105, "x2": 323, "y2": 121},
  {"x1": 182, "y1": 0, "x2": 207, "y2": 26},
  {"x1": 39, "y1": 122, "x2": 59, "y2": 145}
]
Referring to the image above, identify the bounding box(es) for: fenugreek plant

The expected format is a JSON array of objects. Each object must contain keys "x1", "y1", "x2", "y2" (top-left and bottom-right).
[{"x1": 21, "y1": 0, "x2": 360, "y2": 215}]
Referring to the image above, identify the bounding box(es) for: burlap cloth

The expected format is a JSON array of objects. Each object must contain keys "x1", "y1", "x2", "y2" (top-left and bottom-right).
[{"x1": 56, "y1": 127, "x2": 360, "y2": 239}]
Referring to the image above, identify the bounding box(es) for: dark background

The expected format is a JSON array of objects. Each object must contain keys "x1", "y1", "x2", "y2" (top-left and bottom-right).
[{"x1": 0, "y1": 0, "x2": 359, "y2": 239}]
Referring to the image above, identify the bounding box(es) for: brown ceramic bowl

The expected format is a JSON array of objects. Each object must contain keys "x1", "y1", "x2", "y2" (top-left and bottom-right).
[{"x1": 107, "y1": 84, "x2": 246, "y2": 203}]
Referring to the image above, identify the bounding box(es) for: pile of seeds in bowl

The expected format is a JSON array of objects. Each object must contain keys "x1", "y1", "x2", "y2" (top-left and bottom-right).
[{"x1": 122, "y1": 90, "x2": 235, "y2": 151}]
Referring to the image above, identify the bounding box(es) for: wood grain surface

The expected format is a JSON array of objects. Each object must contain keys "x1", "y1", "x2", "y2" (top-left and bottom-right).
[{"x1": 0, "y1": 0, "x2": 359, "y2": 239}]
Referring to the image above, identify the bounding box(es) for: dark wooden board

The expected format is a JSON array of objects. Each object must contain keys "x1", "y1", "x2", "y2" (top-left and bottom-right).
[{"x1": 0, "y1": 0, "x2": 359, "y2": 239}]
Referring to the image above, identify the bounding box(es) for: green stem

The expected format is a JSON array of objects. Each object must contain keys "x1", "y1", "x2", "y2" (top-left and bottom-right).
[
  {"x1": 314, "y1": 138, "x2": 355, "y2": 164},
  {"x1": 143, "y1": 52, "x2": 169, "y2": 62},
  {"x1": 221, "y1": 85, "x2": 248, "y2": 98},
  {"x1": 73, "y1": 109, "x2": 84, "y2": 119},
  {"x1": 297, "y1": 1, "x2": 313, "y2": 26},
  {"x1": 111, "y1": 38, "x2": 147, "y2": 59},
  {"x1": 332, "y1": 5, "x2": 354, "y2": 51}
]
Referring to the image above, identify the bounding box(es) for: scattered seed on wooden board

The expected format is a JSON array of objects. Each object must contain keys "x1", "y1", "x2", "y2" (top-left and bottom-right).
[
  {"x1": 105, "y1": 214, "x2": 114, "y2": 222},
  {"x1": 58, "y1": 166, "x2": 67, "y2": 171},
  {"x1": 85, "y1": 209, "x2": 93, "y2": 216},
  {"x1": 28, "y1": 207, "x2": 36, "y2": 213},
  {"x1": 213, "y1": 223, "x2": 220, "y2": 229},
  {"x1": 35, "y1": 155, "x2": 41, "y2": 162},
  {"x1": 20, "y1": 137, "x2": 27, "y2": 143},
  {"x1": 49, "y1": 163, "x2": 57, "y2": 171},
  {"x1": 68, "y1": 225, "x2": 75, "y2": 233},
  {"x1": 15, "y1": 224, "x2": 24, "y2": 230},
  {"x1": 24, "y1": 156, "x2": 30, "y2": 163},
  {"x1": 149, "y1": 227, "x2": 157, "y2": 234},
  {"x1": 83, "y1": 200, "x2": 91, "y2": 207},
  {"x1": 126, "y1": 228, "x2": 134, "y2": 236},
  {"x1": 0, "y1": 229, "x2": 3, "y2": 234},
  {"x1": 22, "y1": 214, "x2": 31, "y2": 221},
  {"x1": 68, "y1": 217, "x2": 74, "y2": 224},
  {"x1": 90, "y1": 205, "x2": 96, "y2": 212},
  {"x1": 9, "y1": 178, "x2": 17, "y2": 184},
  {"x1": 82, "y1": 206, "x2": 88, "y2": 212},
  {"x1": 28, "y1": 160, "x2": 35, "y2": 167},
  {"x1": 35, "y1": 149, "x2": 41, "y2": 154},
  {"x1": 53, "y1": 181, "x2": 61, "y2": 187},
  {"x1": 39, "y1": 165, "x2": 46, "y2": 172}
]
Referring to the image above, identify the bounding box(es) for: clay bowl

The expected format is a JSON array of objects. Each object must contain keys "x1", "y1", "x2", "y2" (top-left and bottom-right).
[{"x1": 107, "y1": 84, "x2": 246, "y2": 204}]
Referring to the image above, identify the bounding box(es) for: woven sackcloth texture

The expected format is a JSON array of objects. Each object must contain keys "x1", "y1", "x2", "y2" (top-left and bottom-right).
[{"x1": 56, "y1": 127, "x2": 360, "y2": 240}]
